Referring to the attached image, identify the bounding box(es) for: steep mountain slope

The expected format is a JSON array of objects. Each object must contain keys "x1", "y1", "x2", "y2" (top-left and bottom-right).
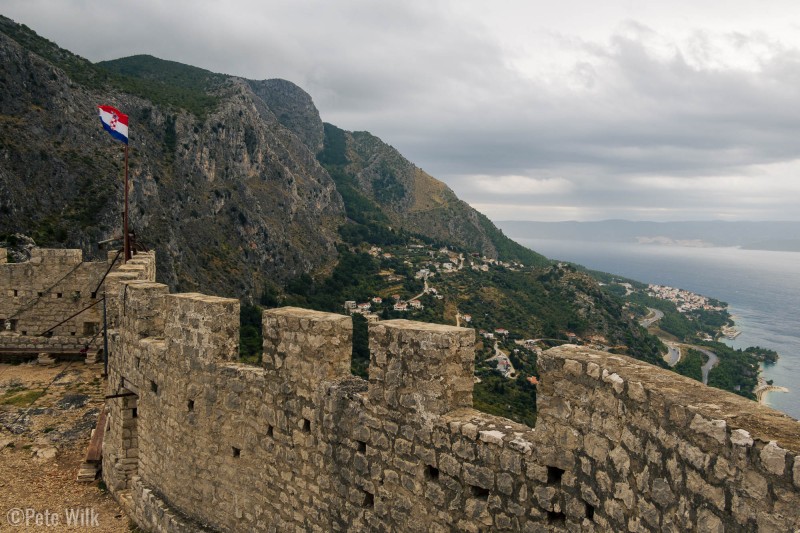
[
  {"x1": 0, "y1": 17, "x2": 344, "y2": 297},
  {"x1": 1, "y1": 14, "x2": 546, "y2": 301},
  {"x1": 319, "y1": 124, "x2": 548, "y2": 266}
]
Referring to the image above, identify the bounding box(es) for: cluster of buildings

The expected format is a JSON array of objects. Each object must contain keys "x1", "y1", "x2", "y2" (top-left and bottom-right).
[
  {"x1": 647, "y1": 284, "x2": 725, "y2": 313},
  {"x1": 479, "y1": 328, "x2": 509, "y2": 340},
  {"x1": 351, "y1": 243, "x2": 538, "y2": 380},
  {"x1": 343, "y1": 294, "x2": 426, "y2": 319}
]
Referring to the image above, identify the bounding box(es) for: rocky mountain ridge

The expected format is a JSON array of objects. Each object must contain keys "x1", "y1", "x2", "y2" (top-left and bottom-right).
[{"x1": 0, "y1": 15, "x2": 543, "y2": 299}]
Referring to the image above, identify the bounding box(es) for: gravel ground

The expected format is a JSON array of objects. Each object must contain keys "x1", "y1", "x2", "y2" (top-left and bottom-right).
[{"x1": 0, "y1": 361, "x2": 133, "y2": 532}]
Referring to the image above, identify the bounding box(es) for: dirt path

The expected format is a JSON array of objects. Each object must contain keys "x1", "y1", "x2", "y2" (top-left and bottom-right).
[{"x1": 0, "y1": 361, "x2": 130, "y2": 532}]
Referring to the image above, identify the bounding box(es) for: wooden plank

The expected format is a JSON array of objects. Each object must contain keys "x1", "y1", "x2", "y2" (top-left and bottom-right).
[{"x1": 84, "y1": 408, "x2": 107, "y2": 464}]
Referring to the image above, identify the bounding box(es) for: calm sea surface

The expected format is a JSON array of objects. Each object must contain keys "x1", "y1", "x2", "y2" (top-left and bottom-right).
[{"x1": 517, "y1": 238, "x2": 800, "y2": 420}]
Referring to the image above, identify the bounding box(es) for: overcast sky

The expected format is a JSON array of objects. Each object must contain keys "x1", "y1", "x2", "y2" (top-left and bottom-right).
[{"x1": 5, "y1": 1, "x2": 800, "y2": 221}]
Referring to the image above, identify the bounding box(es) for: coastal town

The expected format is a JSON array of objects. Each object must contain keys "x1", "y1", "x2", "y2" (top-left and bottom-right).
[
  {"x1": 329, "y1": 240, "x2": 784, "y2": 409},
  {"x1": 633, "y1": 282, "x2": 783, "y2": 405},
  {"x1": 646, "y1": 284, "x2": 726, "y2": 313},
  {"x1": 645, "y1": 283, "x2": 740, "y2": 339}
]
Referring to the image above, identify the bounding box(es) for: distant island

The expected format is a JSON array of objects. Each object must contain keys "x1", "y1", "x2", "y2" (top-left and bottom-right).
[{"x1": 497, "y1": 220, "x2": 800, "y2": 252}]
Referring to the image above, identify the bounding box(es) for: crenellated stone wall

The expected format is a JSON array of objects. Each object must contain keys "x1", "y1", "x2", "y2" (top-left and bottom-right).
[{"x1": 102, "y1": 277, "x2": 800, "y2": 532}]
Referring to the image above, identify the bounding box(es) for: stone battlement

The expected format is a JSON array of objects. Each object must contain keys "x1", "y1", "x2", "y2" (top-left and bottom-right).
[{"x1": 100, "y1": 275, "x2": 800, "y2": 531}]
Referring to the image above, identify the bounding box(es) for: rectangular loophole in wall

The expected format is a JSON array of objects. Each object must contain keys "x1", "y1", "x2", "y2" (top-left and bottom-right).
[
  {"x1": 585, "y1": 502, "x2": 595, "y2": 521},
  {"x1": 37, "y1": 292, "x2": 43, "y2": 297},
  {"x1": 424, "y1": 465, "x2": 439, "y2": 481},
  {"x1": 357, "y1": 440, "x2": 367, "y2": 453},
  {"x1": 547, "y1": 466, "x2": 565, "y2": 485},
  {"x1": 470, "y1": 485, "x2": 489, "y2": 500},
  {"x1": 362, "y1": 490, "x2": 374, "y2": 508},
  {"x1": 13, "y1": 289, "x2": 17, "y2": 297},
  {"x1": 56, "y1": 292, "x2": 62, "y2": 298},
  {"x1": 150, "y1": 380, "x2": 158, "y2": 394},
  {"x1": 232, "y1": 447, "x2": 241, "y2": 458},
  {"x1": 132, "y1": 408, "x2": 138, "y2": 419},
  {"x1": 547, "y1": 511, "x2": 566, "y2": 524},
  {"x1": 135, "y1": 357, "x2": 140, "y2": 369},
  {"x1": 187, "y1": 400, "x2": 194, "y2": 411},
  {"x1": 302, "y1": 418, "x2": 311, "y2": 433},
  {"x1": 90, "y1": 292, "x2": 97, "y2": 299},
  {"x1": 267, "y1": 424, "x2": 274, "y2": 438}
]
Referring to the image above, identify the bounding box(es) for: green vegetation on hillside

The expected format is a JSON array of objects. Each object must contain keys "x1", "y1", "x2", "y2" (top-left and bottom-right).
[
  {"x1": 473, "y1": 374, "x2": 537, "y2": 427},
  {"x1": 98, "y1": 55, "x2": 223, "y2": 118},
  {"x1": 319, "y1": 124, "x2": 408, "y2": 246},
  {"x1": 674, "y1": 348, "x2": 707, "y2": 382},
  {"x1": 744, "y1": 346, "x2": 779, "y2": 364},
  {"x1": 0, "y1": 18, "x2": 220, "y2": 118},
  {"x1": 239, "y1": 304, "x2": 263, "y2": 364},
  {"x1": 703, "y1": 342, "x2": 759, "y2": 400}
]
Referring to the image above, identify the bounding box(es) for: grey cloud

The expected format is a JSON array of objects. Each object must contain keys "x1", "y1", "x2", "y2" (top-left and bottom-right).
[{"x1": 4, "y1": 1, "x2": 800, "y2": 220}]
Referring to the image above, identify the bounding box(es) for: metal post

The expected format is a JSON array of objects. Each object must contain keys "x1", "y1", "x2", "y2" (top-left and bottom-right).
[
  {"x1": 103, "y1": 292, "x2": 109, "y2": 377},
  {"x1": 123, "y1": 145, "x2": 130, "y2": 262}
]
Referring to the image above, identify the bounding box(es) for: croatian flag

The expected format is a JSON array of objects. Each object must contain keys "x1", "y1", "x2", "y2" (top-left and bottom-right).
[{"x1": 98, "y1": 105, "x2": 129, "y2": 144}]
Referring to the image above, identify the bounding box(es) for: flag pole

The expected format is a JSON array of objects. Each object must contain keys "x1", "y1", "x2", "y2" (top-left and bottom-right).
[{"x1": 124, "y1": 144, "x2": 130, "y2": 262}]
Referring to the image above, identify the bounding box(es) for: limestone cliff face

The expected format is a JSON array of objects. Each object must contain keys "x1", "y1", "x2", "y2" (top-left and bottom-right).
[
  {"x1": 247, "y1": 78, "x2": 324, "y2": 154},
  {"x1": 0, "y1": 19, "x2": 343, "y2": 298}
]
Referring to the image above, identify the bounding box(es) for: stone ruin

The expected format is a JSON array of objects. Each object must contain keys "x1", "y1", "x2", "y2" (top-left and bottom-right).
[{"x1": 4, "y1": 249, "x2": 800, "y2": 531}]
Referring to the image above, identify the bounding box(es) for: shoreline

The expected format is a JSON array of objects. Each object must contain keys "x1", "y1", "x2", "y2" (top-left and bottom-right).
[
  {"x1": 755, "y1": 375, "x2": 789, "y2": 405},
  {"x1": 719, "y1": 316, "x2": 787, "y2": 405}
]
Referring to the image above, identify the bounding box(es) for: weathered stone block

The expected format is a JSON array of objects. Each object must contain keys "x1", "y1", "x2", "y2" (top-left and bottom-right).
[
  {"x1": 689, "y1": 414, "x2": 728, "y2": 446},
  {"x1": 368, "y1": 320, "x2": 474, "y2": 416},
  {"x1": 760, "y1": 440, "x2": 788, "y2": 476}
]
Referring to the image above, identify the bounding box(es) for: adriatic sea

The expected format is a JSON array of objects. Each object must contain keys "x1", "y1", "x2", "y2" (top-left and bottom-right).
[{"x1": 517, "y1": 238, "x2": 800, "y2": 420}]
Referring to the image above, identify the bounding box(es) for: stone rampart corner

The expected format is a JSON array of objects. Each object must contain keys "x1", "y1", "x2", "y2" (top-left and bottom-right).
[{"x1": 98, "y1": 272, "x2": 800, "y2": 532}]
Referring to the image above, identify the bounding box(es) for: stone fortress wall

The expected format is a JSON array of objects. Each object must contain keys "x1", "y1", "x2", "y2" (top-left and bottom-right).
[
  {"x1": 0, "y1": 248, "x2": 126, "y2": 355},
  {"x1": 99, "y1": 253, "x2": 800, "y2": 532}
]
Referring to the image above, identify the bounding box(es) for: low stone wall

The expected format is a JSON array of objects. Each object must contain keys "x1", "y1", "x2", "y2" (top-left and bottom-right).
[
  {"x1": 103, "y1": 280, "x2": 800, "y2": 532},
  {"x1": 0, "y1": 249, "x2": 155, "y2": 354}
]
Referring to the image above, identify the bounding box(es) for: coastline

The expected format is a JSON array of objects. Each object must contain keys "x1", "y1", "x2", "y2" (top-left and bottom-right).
[
  {"x1": 756, "y1": 374, "x2": 789, "y2": 405},
  {"x1": 716, "y1": 315, "x2": 787, "y2": 405}
]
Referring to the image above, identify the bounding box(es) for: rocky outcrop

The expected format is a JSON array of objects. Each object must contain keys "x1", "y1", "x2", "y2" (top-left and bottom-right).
[{"x1": 248, "y1": 78, "x2": 325, "y2": 154}]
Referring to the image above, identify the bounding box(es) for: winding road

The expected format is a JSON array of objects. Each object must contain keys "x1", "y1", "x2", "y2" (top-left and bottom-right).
[
  {"x1": 695, "y1": 347, "x2": 719, "y2": 385},
  {"x1": 638, "y1": 307, "x2": 719, "y2": 382},
  {"x1": 639, "y1": 308, "x2": 664, "y2": 328},
  {"x1": 665, "y1": 343, "x2": 681, "y2": 367}
]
